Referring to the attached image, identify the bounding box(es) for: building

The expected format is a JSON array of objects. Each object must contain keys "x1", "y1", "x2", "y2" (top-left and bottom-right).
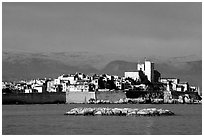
[
  {"x1": 177, "y1": 82, "x2": 189, "y2": 92},
  {"x1": 124, "y1": 72, "x2": 140, "y2": 81},
  {"x1": 160, "y1": 78, "x2": 180, "y2": 91},
  {"x1": 2, "y1": 82, "x2": 6, "y2": 89},
  {"x1": 124, "y1": 60, "x2": 156, "y2": 83},
  {"x1": 197, "y1": 87, "x2": 201, "y2": 96},
  {"x1": 67, "y1": 84, "x2": 89, "y2": 92},
  {"x1": 54, "y1": 78, "x2": 60, "y2": 85},
  {"x1": 61, "y1": 83, "x2": 68, "y2": 92},
  {"x1": 47, "y1": 80, "x2": 56, "y2": 92},
  {"x1": 137, "y1": 63, "x2": 145, "y2": 72},
  {"x1": 91, "y1": 79, "x2": 99, "y2": 89},
  {"x1": 136, "y1": 60, "x2": 155, "y2": 82},
  {"x1": 143, "y1": 60, "x2": 154, "y2": 82},
  {"x1": 176, "y1": 85, "x2": 184, "y2": 92},
  {"x1": 115, "y1": 80, "x2": 122, "y2": 89},
  {"x1": 189, "y1": 86, "x2": 197, "y2": 92},
  {"x1": 75, "y1": 72, "x2": 86, "y2": 80},
  {"x1": 57, "y1": 74, "x2": 76, "y2": 84},
  {"x1": 33, "y1": 85, "x2": 43, "y2": 93},
  {"x1": 25, "y1": 89, "x2": 32, "y2": 93},
  {"x1": 160, "y1": 78, "x2": 179, "y2": 84}
]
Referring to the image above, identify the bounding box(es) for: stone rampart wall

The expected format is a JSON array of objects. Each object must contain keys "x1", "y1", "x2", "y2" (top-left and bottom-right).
[{"x1": 66, "y1": 91, "x2": 95, "y2": 103}]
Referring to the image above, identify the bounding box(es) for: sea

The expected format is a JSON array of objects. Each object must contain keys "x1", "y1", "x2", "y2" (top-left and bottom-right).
[{"x1": 2, "y1": 104, "x2": 202, "y2": 135}]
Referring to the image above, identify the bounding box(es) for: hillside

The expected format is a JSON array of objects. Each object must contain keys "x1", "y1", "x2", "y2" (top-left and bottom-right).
[
  {"x1": 101, "y1": 60, "x2": 202, "y2": 90},
  {"x1": 2, "y1": 52, "x2": 98, "y2": 81},
  {"x1": 3, "y1": 51, "x2": 202, "y2": 90}
]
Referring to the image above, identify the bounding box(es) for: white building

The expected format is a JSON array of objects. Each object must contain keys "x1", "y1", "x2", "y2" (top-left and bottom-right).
[
  {"x1": 47, "y1": 80, "x2": 55, "y2": 92},
  {"x1": 177, "y1": 82, "x2": 189, "y2": 92},
  {"x1": 25, "y1": 89, "x2": 32, "y2": 93},
  {"x1": 33, "y1": 85, "x2": 43, "y2": 93},
  {"x1": 57, "y1": 74, "x2": 76, "y2": 84},
  {"x1": 160, "y1": 78, "x2": 180, "y2": 91},
  {"x1": 144, "y1": 61, "x2": 154, "y2": 82},
  {"x1": 2, "y1": 82, "x2": 6, "y2": 89},
  {"x1": 189, "y1": 86, "x2": 197, "y2": 92},
  {"x1": 160, "y1": 78, "x2": 179, "y2": 85},
  {"x1": 137, "y1": 63, "x2": 145, "y2": 72},
  {"x1": 135, "y1": 60, "x2": 155, "y2": 82},
  {"x1": 115, "y1": 80, "x2": 122, "y2": 89},
  {"x1": 113, "y1": 75, "x2": 119, "y2": 80},
  {"x1": 124, "y1": 60, "x2": 155, "y2": 82},
  {"x1": 124, "y1": 72, "x2": 140, "y2": 81},
  {"x1": 176, "y1": 85, "x2": 184, "y2": 92},
  {"x1": 76, "y1": 72, "x2": 87, "y2": 80},
  {"x1": 61, "y1": 83, "x2": 68, "y2": 92},
  {"x1": 106, "y1": 74, "x2": 112, "y2": 80},
  {"x1": 67, "y1": 84, "x2": 89, "y2": 92},
  {"x1": 54, "y1": 78, "x2": 60, "y2": 85}
]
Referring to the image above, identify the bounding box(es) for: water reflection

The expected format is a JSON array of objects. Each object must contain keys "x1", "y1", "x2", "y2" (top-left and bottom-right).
[
  {"x1": 144, "y1": 117, "x2": 154, "y2": 135},
  {"x1": 2, "y1": 104, "x2": 202, "y2": 135}
]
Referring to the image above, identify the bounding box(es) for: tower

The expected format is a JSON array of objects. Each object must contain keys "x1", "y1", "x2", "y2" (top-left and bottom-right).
[
  {"x1": 137, "y1": 63, "x2": 145, "y2": 72},
  {"x1": 137, "y1": 59, "x2": 154, "y2": 82},
  {"x1": 144, "y1": 60, "x2": 154, "y2": 82}
]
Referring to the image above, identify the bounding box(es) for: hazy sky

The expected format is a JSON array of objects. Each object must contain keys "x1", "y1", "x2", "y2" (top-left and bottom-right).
[{"x1": 2, "y1": 2, "x2": 202, "y2": 58}]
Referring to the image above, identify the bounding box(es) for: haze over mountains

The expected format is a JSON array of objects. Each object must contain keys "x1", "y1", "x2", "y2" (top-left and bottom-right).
[{"x1": 2, "y1": 51, "x2": 202, "y2": 90}]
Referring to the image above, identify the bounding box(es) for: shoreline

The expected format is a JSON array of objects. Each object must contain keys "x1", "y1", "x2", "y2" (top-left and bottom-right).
[
  {"x1": 2, "y1": 90, "x2": 202, "y2": 105},
  {"x1": 2, "y1": 101, "x2": 202, "y2": 105}
]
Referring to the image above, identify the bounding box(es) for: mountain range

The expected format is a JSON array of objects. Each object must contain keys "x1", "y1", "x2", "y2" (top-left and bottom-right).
[{"x1": 2, "y1": 51, "x2": 202, "y2": 91}]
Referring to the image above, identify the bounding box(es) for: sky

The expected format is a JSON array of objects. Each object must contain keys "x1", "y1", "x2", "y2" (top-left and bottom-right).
[{"x1": 2, "y1": 2, "x2": 202, "y2": 58}]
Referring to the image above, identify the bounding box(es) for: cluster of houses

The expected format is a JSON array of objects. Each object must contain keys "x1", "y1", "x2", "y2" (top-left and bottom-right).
[
  {"x1": 125, "y1": 60, "x2": 200, "y2": 94},
  {"x1": 2, "y1": 72, "x2": 125, "y2": 94},
  {"x1": 2, "y1": 79, "x2": 46, "y2": 93},
  {"x1": 2, "y1": 60, "x2": 201, "y2": 96}
]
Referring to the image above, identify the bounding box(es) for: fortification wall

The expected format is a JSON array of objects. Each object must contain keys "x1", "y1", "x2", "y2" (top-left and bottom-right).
[
  {"x1": 66, "y1": 91, "x2": 96, "y2": 103},
  {"x1": 95, "y1": 90, "x2": 126, "y2": 102},
  {"x1": 2, "y1": 92, "x2": 66, "y2": 104}
]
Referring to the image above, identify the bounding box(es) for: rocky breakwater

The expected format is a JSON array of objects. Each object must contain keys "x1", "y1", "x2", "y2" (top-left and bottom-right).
[{"x1": 64, "y1": 107, "x2": 175, "y2": 116}]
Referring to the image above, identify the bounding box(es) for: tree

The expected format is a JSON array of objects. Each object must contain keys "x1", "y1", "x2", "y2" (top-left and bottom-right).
[
  {"x1": 89, "y1": 83, "x2": 95, "y2": 91},
  {"x1": 2, "y1": 88, "x2": 12, "y2": 94},
  {"x1": 98, "y1": 77, "x2": 106, "y2": 89},
  {"x1": 107, "y1": 79, "x2": 117, "y2": 90}
]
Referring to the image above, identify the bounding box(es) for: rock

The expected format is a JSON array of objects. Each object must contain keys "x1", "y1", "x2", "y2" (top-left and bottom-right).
[
  {"x1": 65, "y1": 107, "x2": 175, "y2": 116},
  {"x1": 127, "y1": 108, "x2": 138, "y2": 115},
  {"x1": 95, "y1": 110, "x2": 102, "y2": 115},
  {"x1": 137, "y1": 109, "x2": 150, "y2": 116},
  {"x1": 121, "y1": 109, "x2": 128, "y2": 116},
  {"x1": 83, "y1": 108, "x2": 95, "y2": 116},
  {"x1": 112, "y1": 108, "x2": 121, "y2": 115},
  {"x1": 64, "y1": 111, "x2": 76, "y2": 115},
  {"x1": 105, "y1": 110, "x2": 113, "y2": 115}
]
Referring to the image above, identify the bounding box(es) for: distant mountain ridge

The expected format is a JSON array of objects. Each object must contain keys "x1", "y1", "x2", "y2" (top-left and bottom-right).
[
  {"x1": 2, "y1": 51, "x2": 202, "y2": 90},
  {"x1": 2, "y1": 52, "x2": 98, "y2": 81},
  {"x1": 101, "y1": 60, "x2": 202, "y2": 90}
]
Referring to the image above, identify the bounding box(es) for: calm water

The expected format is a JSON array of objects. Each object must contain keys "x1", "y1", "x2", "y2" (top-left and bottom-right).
[{"x1": 2, "y1": 104, "x2": 202, "y2": 135}]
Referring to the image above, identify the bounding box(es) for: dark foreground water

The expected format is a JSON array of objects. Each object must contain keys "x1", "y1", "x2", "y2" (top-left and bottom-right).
[{"x1": 2, "y1": 104, "x2": 202, "y2": 135}]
